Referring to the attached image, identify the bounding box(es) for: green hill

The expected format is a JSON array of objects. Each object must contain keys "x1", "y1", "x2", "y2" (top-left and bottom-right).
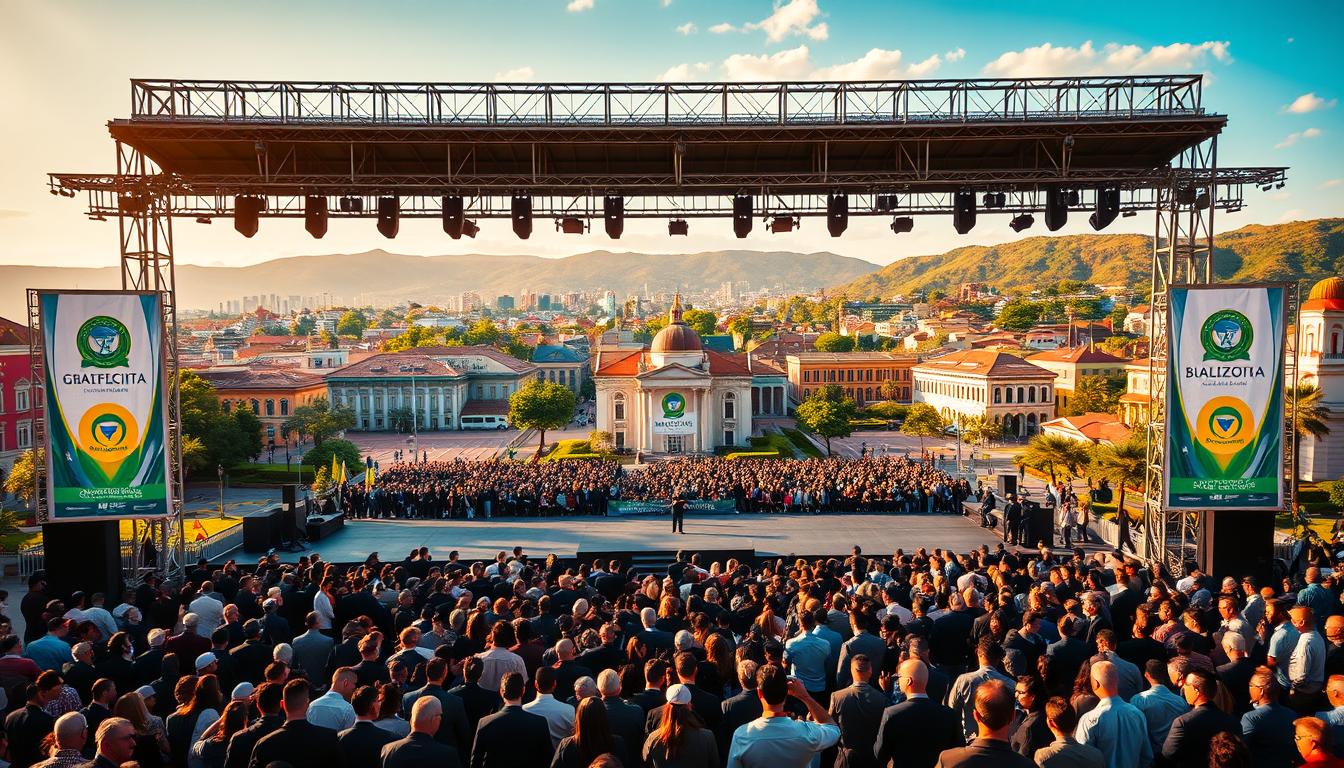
[{"x1": 835, "y1": 218, "x2": 1344, "y2": 298}]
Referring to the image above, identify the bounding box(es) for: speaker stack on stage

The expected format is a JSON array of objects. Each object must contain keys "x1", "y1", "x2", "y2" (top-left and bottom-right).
[{"x1": 42, "y1": 521, "x2": 122, "y2": 600}]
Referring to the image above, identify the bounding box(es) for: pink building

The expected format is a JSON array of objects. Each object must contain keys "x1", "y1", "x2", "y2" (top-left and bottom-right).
[{"x1": 0, "y1": 317, "x2": 37, "y2": 476}]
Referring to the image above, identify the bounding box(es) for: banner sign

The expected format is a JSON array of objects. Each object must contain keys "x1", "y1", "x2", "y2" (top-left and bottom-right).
[
  {"x1": 651, "y1": 390, "x2": 697, "y2": 435},
  {"x1": 1166, "y1": 285, "x2": 1286, "y2": 509},
  {"x1": 608, "y1": 499, "x2": 736, "y2": 516},
  {"x1": 40, "y1": 291, "x2": 173, "y2": 521}
]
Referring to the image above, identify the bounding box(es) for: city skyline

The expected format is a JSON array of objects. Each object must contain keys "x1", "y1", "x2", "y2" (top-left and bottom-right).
[{"x1": 1, "y1": 0, "x2": 1339, "y2": 271}]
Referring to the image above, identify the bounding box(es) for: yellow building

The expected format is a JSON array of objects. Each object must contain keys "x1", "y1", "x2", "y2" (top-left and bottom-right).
[{"x1": 1026, "y1": 345, "x2": 1128, "y2": 416}]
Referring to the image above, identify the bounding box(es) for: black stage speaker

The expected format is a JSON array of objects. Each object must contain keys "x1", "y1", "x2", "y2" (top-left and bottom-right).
[
  {"x1": 281, "y1": 484, "x2": 305, "y2": 534},
  {"x1": 997, "y1": 473, "x2": 1018, "y2": 498},
  {"x1": 43, "y1": 521, "x2": 121, "y2": 600},
  {"x1": 1024, "y1": 501, "x2": 1054, "y2": 549},
  {"x1": 1201, "y1": 509, "x2": 1275, "y2": 585},
  {"x1": 242, "y1": 507, "x2": 281, "y2": 552}
]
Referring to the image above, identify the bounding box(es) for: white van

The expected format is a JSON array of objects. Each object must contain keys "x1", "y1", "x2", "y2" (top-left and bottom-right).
[{"x1": 460, "y1": 415, "x2": 509, "y2": 430}]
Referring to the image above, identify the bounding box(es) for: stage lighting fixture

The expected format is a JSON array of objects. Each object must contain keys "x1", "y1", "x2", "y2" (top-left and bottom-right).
[
  {"x1": 983, "y1": 192, "x2": 1007, "y2": 209},
  {"x1": 1176, "y1": 187, "x2": 1197, "y2": 206},
  {"x1": 890, "y1": 216, "x2": 914, "y2": 234},
  {"x1": 442, "y1": 196, "x2": 465, "y2": 238},
  {"x1": 49, "y1": 188, "x2": 58, "y2": 196},
  {"x1": 875, "y1": 194, "x2": 898, "y2": 212},
  {"x1": 770, "y1": 215, "x2": 796, "y2": 234},
  {"x1": 668, "y1": 219, "x2": 689, "y2": 236},
  {"x1": 376, "y1": 196, "x2": 399, "y2": 239},
  {"x1": 1276, "y1": 181, "x2": 1285, "y2": 189},
  {"x1": 1089, "y1": 187, "x2": 1120, "y2": 231},
  {"x1": 233, "y1": 195, "x2": 264, "y2": 238},
  {"x1": 1122, "y1": 209, "x2": 1139, "y2": 218},
  {"x1": 338, "y1": 196, "x2": 363, "y2": 213},
  {"x1": 1009, "y1": 214, "x2": 1034, "y2": 232},
  {"x1": 603, "y1": 195, "x2": 624, "y2": 239},
  {"x1": 558, "y1": 217, "x2": 585, "y2": 234},
  {"x1": 195, "y1": 216, "x2": 212, "y2": 225},
  {"x1": 1065, "y1": 190, "x2": 1080, "y2": 206},
  {"x1": 512, "y1": 195, "x2": 533, "y2": 239},
  {"x1": 1261, "y1": 184, "x2": 1273, "y2": 192},
  {"x1": 732, "y1": 195, "x2": 753, "y2": 238},
  {"x1": 304, "y1": 196, "x2": 328, "y2": 239},
  {"x1": 952, "y1": 190, "x2": 976, "y2": 234},
  {"x1": 461, "y1": 219, "x2": 479, "y2": 238},
  {"x1": 827, "y1": 194, "x2": 849, "y2": 237},
  {"x1": 119, "y1": 192, "x2": 150, "y2": 215},
  {"x1": 1044, "y1": 188, "x2": 1068, "y2": 231}
]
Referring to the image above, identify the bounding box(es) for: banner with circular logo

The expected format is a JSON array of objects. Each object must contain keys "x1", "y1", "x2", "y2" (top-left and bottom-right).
[
  {"x1": 652, "y1": 390, "x2": 697, "y2": 435},
  {"x1": 1166, "y1": 285, "x2": 1285, "y2": 510},
  {"x1": 39, "y1": 291, "x2": 171, "y2": 521}
]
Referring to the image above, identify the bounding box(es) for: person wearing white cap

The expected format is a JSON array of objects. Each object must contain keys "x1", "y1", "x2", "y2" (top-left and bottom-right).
[
  {"x1": 644, "y1": 683, "x2": 719, "y2": 768},
  {"x1": 725, "y1": 664, "x2": 838, "y2": 768},
  {"x1": 232, "y1": 683, "x2": 254, "y2": 701},
  {"x1": 195, "y1": 652, "x2": 219, "y2": 676}
]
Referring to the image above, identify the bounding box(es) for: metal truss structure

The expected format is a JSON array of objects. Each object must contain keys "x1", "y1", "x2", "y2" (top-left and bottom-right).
[{"x1": 44, "y1": 76, "x2": 1289, "y2": 579}]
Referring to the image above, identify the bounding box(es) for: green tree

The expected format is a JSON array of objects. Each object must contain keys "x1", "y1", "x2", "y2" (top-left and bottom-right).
[
  {"x1": 499, "y1": 331, "x2": 533, "y2": 362},
  {"x1": 383, "y1": 326, "x2": 443, "y2": 351},
  {"x1": 233, "y1": 405, "x2": 264, "y2": 459},
  {"x1": 1108, "y1": 303, "x2": 1130, "y2": 328},
  {"x1": 301, "y1": 438, "x2": 362, "y2": 473},
  {"x1": 284, "y1": 396, "x2": 356, "y2": 448},
  {"x1": 387, "y1": 406, "x2": 416, "y2": 433},
  {"x1": 3, "y1": 448, "x2": 42, "y2": 509},
  {"x1": 589, "y1": 430, "x2": 614, "y2": 456},
  {"x1": 959, "y1": 414, "x2": 1002, "y2": 447},
  {"x1": 1089, "y1": 436, "x2": 1147, "y2": 527},
  {"x1": 181, "y1": 436, "x2": 209, "y2": 480},
  {"x1": 290, "y1": 316, "x2": 316, "y2": 337},
  {"x1": 682, "y1": 309, "x2": 718, "y2": 337},
  {"x1": 996, "y1": 299, "x2": 1044, "y2": 332},
  {"x1": 878, "y1": 379, "x2": 902, "y2": 401},
  {"x1": 1019, "y1": 433, "x2": 1090, "y2": 483},
  {"x1": 322, "y1": 328, "x2": 339, "y2": 348},
  {"x1": 1329, "y1": 477, "x2": 1344, "y2": 511},
  {"x1": 179, "y1": 371, "x2": 253, "y2": 469},
  {"x1": 814, "y1": 332, "x2": 855, "y2": 352},
  {"x1": 900, "y1": 403, "x2": 946, "y2": 453},
  {"x1": 1067, "y1": 375, "x2": 1123, "y2": 416},
  {"x1": 795, "y1": 385, "x2": 857, "y2": 456},
  {"x1": 509, "y1": 379, "x2": 577, "y2": 453},
  {"x1": 1291, "y1": 383, "x2": 1332, "y2": 518},
  {"x1": 375, "y1": 308, "x2": 402, "y2": 328},
  {"x1": 336, "y1": 310, "x2": 368, "y2": 337},
  {"x1": 310, "y1": 466, "x2": 336, "y2": 498},
  {"x1": 462, "y1": 319, "x2": 501, "y2": 346},
  {"x1": 727, "y1": 316, "x2": 753, "y2": 338}
]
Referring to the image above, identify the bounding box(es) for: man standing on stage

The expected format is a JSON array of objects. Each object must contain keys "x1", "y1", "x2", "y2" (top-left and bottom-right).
[{"x1": 671, "y1": 496, "x2": 686, "y2": 534}]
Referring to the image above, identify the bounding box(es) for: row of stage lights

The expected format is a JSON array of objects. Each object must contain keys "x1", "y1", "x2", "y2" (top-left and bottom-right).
[{"x1": 215, "y1": 189, "x2": 1132, "y2": 240}]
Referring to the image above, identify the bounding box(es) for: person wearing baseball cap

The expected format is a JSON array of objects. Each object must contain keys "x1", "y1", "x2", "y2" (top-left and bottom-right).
[
  {"x1": 644, "y1": 683, "x2": 719, "y2": 768},
  {"x1": 195, "y1": 652, "x2": 219, "y2": 675}
]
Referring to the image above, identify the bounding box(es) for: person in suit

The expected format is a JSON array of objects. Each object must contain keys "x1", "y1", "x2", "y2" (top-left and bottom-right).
[
  {"x1": 223, "y1": 682, "x2": 284, "y2": 768},
  {"x1": 1239, "y1": 666, "x2": 1298, "y2": 768},
  {"x1": 470, "y1": 672, "x2": 553, "y2": 768},
  {"x1": 873, "y1": 659, "x2": 963, "y2": 768},
  {"x1": 828, "y1": 654, "x2": 887, "y2": 768},
  {"x1": 670, "y1": 497, "x2": 686, "y2": 534},
  {"x1": 230, "y1": 620, "x2": 274, "y2": 687},
  {"x1": 5, "y1": 678, "x2": 58, "y2": 768},
  {"x1": 246, "y1": 679, "x2": 346, "y2": 768},
  {"x1": 402, "y1": 657, "x2": 471, "y2": 755},
  {"x1": 1033, "y1": 697, "x2": 1104, "y2": 768},
  {"x1": 1161, "y1": 669, "x2": 1241, "y2": 768},
  {"x1": 1216, "y1": 633, "x2": 1255, "y2": 717},
  {"x1": 630, "y1": 659, "x2": 669, "y2": 714},
  {"x1": 337, "y1": 685, "x2": 399, "y2": 767},
  {"x1": 448, "y1": 657, "x2": 502, "y2": 747},
  {"x1": 928, "y1": 679, "x2": 1033, "y2": 768},
  {"x1": 718, "y1": 660, "x2": 761, "y2": 757},
  {"x1": 837, "y1": 613, "x2": 885, "y2": 689},
  {"x1": 595, "y1": 669, "x2": 643, "y2": 758},
  {"x1": 1044, "y1": 616, "x2": 1091, "y2": 697},
  {"x1": 292, "y1": 612, "x2": 336, "y2": 683},
  {"x1": 381, "y1": 696, "x2": 461, "y2": 768}
]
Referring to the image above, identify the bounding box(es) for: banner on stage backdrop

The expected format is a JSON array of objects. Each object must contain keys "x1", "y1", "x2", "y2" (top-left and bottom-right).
[
  {"x1": 1165, "y1": 284, "x2": 1286, "y2": 510},
  {"x1": 608, "y1": 499, "x2": 736, "y2": 516},
  {"x1": 651, "y1": 391, "x2": 697, "y2": 435},
  {"x1": 40, "y1": 291, "x2": 172, "y2": 521}
]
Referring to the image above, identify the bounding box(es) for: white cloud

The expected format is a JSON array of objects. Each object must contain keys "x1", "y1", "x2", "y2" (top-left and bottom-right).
[
  {"x1": 658, "y1": 62, "x2": 712, "y2": 82},
  {"x1": 1283, "y1": 92, "x2": 1337, "y2": 114},
  {"x1": 1322, "y1": 179, "x2": 1343, "y2": 189},
  {"x1": 905, "y1": 54, "x2": 944, "y2": 77},
  {"x1": 812, "y1": 48, "x2": 907, "y2": 80},
  {"x1": 944, "y1": 48, "x2": 966, "y2": 62},
  {"x1": 1277, "y1": 209, "x2": 1305, "y2": 223},
  {"x1": 983, "y1": 40, "x2": 1231, "y2": 77},
  {"x1": 565, "y1": 0, "x2": 593, "y2": 11},
  {"x1": 661, "y1": 0, "x2": 673, "y2": 5},
  {"x1": 493, "y1": 66, "x2": 535, "y2": 82},
  {"x1": 744, "y1": 0, "x2": 828, "y2": 43},
  {"x1": 723, "y1": 46, "x2": 813, "y2": 81},
  {"x1": 708, "y1": 22, "x2": 735, "y2": 34},
  {"x1": 1275, "y1": 127, "x2": 1322, "y2": 148},
  {"x1": 675, "y1": 21, "x2": 696, "y2": 35}
]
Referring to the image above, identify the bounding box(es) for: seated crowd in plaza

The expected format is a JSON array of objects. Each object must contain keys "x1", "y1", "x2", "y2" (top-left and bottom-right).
[
  {"x1": 6, "y1": 545, "x2": 1344, "y2": 768},
  {"x1": 341, "y1": 456, "x2": 969, "y2": 518}
]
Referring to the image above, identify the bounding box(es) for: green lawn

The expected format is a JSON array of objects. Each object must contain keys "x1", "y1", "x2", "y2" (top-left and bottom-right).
[{"x1": 781, "y1": 428, "x2": 824, "y2": 458}]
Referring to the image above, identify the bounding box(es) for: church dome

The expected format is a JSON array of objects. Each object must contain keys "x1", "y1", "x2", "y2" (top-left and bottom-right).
[
  {"x1": 1308, "y1": 276, "x2": 1344, "y2": 301},
  {"x1": 650, "y1": 293, "x2": 703, "y2": 353}
]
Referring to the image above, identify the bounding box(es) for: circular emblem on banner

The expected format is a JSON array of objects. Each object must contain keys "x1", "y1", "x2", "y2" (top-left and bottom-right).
[
  {"x1": 1194, "y1": 396, "x2": 1254, "y2": 468},
  {"x1": 77, "y1": 315, "x2": 131, "y2": 368},
  {"x1": 1200, "y1": 309, "x2": 1252, "y2": 362},
  {"x1": 661, "y1": 392, "x2": 686, "y2": 419},
  {"x1": 78, "y1": 403, "x2": 140, "y2": 474}
]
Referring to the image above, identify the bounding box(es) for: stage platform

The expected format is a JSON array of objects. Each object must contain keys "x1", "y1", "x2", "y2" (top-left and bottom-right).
[{"x1": 248, "y1": 512, "x2": 1017, "y2": 565}]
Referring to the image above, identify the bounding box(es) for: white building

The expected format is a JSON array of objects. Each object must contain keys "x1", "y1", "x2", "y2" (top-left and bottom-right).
[
  {"x1": 1299, "y1": 276, "x2": 1344, "y2": 481},
  {"x1": 912, "y1": 349, "x2": 1057, "y2": 438}
]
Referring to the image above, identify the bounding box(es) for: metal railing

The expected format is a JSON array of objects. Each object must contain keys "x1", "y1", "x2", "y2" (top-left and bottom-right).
[
  {"x1": 127, "y1": 76, "x2": 1207, "y2": 126},
  {"x1": 16, "y1": 520, "x2": 243, "y2": 580}
]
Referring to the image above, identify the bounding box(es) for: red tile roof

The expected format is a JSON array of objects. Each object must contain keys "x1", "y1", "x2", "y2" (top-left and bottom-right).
[
  {"x1": 594, "y1": 349, "x2": 756, "y2": 377},
  {"x1": 0, "y1": 316, "x2": 29, "y2": 346},
  {"x1": 913, "y1": 349, "x2": 1053, "y2": 377},
  {"x1": 1026, "y1": 346, "x2": 1129, "y2": 364},
  {"x1": 197, "y1": 366, "x2": 328, "y2": 391}
]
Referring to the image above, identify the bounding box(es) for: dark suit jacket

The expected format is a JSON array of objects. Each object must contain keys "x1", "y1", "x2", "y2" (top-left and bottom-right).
[
  {"x1": 1238, "y1": 703, "x2": 1297, "y2": 768},
  {"x1": 1216, "y1": 658, "x2": 1255, "y2": 716},
  {"x1": 718, "y1": 689, "x2": 762, "y2": 757},
  {"x1": 338, "y1": 721, "x2": 399, "y2": 768},
  {"x1": 447, "y1": 683, "x2": 502, "y2": 745},
  {"x1": 601, "y1": 697, "x2": 645, "y2": 760},
  {"x1": 873, "y1": 697, "x2": 963, "y2": 768},
  {"x1": 247, "y1": 718, "x2": 346, "y2": 768},
  {"x1": 1160, "y1": 704, "x2": 1242, "y2": 768},
  {"x1": 5, "y1": 703, "x2": 55, "y2": 768},
  {"x1": 931, "y1": 737, "x2": 1035, "y2": 768},
  {"x1": 837, "y1": 632, "x2": 886, "y2": 688},
  {"x1": 829, "y1": 682, "x2": 887, "y2": 768},
  {"x1": 224, "y1": 713, "x2": 284, "y2": 768},
  {"x1": 381, "y1": 731, "x2": 460, "y2": 768},
  {"x1": 470, "y1": 704, "x2": 553, "y2": 768},
  {"x1": 230, "y1": 639, "x2": 275, "y2": 685},
  {"x1": 630, "y1": 688, "x2": 666, "y2": 714},
  {"x1": 403, "y1": 684, "x2": 471, "y2": 755}
]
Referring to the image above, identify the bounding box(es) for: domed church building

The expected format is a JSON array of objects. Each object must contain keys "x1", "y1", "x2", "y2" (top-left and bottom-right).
[
  {"x1": 594, "y1": 294, "x2": 760, "y2": 455},
  {"x1": 1299, "y1": 276, "x2": 1344, "y2": 481}
]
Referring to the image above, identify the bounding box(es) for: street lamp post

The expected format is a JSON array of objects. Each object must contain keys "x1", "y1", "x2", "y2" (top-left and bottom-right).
[{"x1": 217, "y1": 464, "x2": 225, "y2": 519}]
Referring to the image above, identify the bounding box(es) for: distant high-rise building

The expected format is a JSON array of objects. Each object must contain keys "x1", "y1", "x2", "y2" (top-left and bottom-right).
[
  {"x1": 538, "y1": 294, "x2": 552, "y2": 311},
  {"x1": 496, "y1": 294, "x2": 516, "y2": 311},
  {"x1": 460, "y1": 291, "x2": 483, "y2": 312},
  {"x1": 601, "y1": 291, "x2": 617, "y2": 317}
]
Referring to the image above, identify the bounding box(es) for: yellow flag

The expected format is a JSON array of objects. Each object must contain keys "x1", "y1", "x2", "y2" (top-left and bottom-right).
[
  {"x1": 338, "y1": 462, "x2": 348, "y2": 484},
  {"x1": 330, "y1": 454, "x2": 339, "y2": 479}
]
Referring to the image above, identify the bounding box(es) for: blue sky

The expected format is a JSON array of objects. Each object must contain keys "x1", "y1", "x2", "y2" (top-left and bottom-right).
[{"x1": 0, "y1": 0, "x2": 1339, "y2": 269}]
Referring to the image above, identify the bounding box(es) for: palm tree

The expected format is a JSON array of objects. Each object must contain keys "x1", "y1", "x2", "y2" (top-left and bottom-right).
[
  {"x1": 1090, "y1": 436, "x2": 1147, "y2": 524},
  {"x1": 1018, "y1": 433, "x2": 1089, "y2": 484},
  {"x1": 1290, "y1": 383, "x2": 1332, "y2": 513}
]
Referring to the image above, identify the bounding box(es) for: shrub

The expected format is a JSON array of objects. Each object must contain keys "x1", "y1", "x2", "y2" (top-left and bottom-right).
[
  {"x1": 849, "y1": 418, "x2": 890, "y2": 430},
  {"x1": 781, "y1": 428, "x2": 823, "y2": 458},
  {"x1": 301, "y1": 438, "x2": 363, "y2": 472},
  {"x1": 860, "y1": 401, "x2": 909, "y2": 420},
  {"x1": 543, "y1": 439, "x2": 605, "y2": 462}
]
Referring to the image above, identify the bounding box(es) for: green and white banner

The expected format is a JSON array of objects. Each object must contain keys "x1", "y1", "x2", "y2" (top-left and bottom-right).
[
  {"x1": 1166, "y1": 285, "x2": 1286, "y2": 509},
  {"x1": 40, "y1": 291, "x2": 172, "y2": 521}
]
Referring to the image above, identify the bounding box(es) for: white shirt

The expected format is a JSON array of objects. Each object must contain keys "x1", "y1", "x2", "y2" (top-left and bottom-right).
[
  {"x1": 188, "y1": 595, "x2": 224, "y2": 637},
  {"x1": 313, "y1": 591, "x2": 335, "y2": 630},
  {"x1": 726, "y1": 715, "x2": 840, "y2": 768},
  {"x1": 306, "y1": 690, "x2": 356, "y2": 731},
  {"x1": 522, "y1": 693, "x2": 575, "y2": 747}
]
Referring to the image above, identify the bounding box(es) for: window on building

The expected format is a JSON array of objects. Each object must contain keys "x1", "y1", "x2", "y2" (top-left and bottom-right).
[
  {"x1": 723, "y1": 429, "x2": 735, "y2": 446},
  {"x1": 902, "y1": 387, "x2": 910, "y2": 400},
  {"x1": 1028, "y1": 387, "x2": 1036, "y2": 403},
  {"x1": 15, "y1": 387, "x2": 29, "y2": 413},
  {"x1": 265, "y1": 399, "x2": 275, "y2": 416},
  {"x1": 17, "y1": 421, "x2": 32, "y2": 449},
  {"x1": 615, "y1": 431, "x2": 625, "y2": 450},
  {"x1": 568, "y1": 370, "x2": 576, "y2": 389},
  {"x1": 0, "y1": 382, "x2": 5, "y2": 413},
  {"x1": 724, "y1": 393, "x2": 735, "y2": 419},
  {"x1": 250, "y1": 398, "x2": 260, "y2": 413},
  {"x1": 280, "y1": 399, "x2": 289, "y2": 416},
  {"x1": 847, "y1": 370, "x2": 854, "y2": 382},
  {"x1": 266, "y1": 425, "x2": 276, "y2": 441},
  {"x1": 1005, "y1": 387, "x2": 1013, "y2": 404},
  {"x1": 866, "y1": 369, "x2": 874, "y2": 381},
  {"x1": 614, "y1": 394, "x2": 625, "y2": 421},
  {"x1": 1016, "y1": 387, "x2": 1024, "y2": 403},
  {"x1": 537, "y1": 371, "x2": 545, "y2": 381},
  {"x1": 1041, "y1": 386, "x2": 1050, "y2": 402}
]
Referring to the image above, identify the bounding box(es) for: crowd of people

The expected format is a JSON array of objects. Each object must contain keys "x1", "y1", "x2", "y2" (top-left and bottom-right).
[
  {"x1": 338, "y1": 456, "x2": 968, "y2": 519},
  {"x1": 4, "y1": 541, "x2": 1344, "y2": 768}
]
